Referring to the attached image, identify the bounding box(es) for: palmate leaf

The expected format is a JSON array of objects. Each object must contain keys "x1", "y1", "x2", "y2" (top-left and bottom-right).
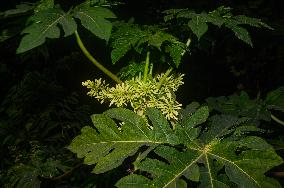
[
  {"x1": 110, "y1": 23, "x2": 187, "y2": 66},
  {"x1": 68, "y1": 107, "x2": 208, "y2": 174},
  {"x1": 163, "y1": 6, "x2": 272, "y2": 46},
  {"x1": 116, "y1": 113, "x2": 283, "y2": 188},
  {"x1": 16, "y1": 4, "x2": 116, "y2": 53},
  {"x1": 69, "y1": 105, "x2": 282, "y2": 187},
  {"x1": 17, "y1": 7, "x2": 77, "y2": 53}
]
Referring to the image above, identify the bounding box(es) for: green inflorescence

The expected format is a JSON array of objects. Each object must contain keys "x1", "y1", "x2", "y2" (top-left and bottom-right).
[{"x1": 82, "y1": 73, "x2": 184, "y2": 121}]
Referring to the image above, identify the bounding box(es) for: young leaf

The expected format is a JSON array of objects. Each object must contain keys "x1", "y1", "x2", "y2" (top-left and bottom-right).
[
  {"x1": 117, "y1": 61, "x2": 145, "y2": 80},
  {"x1": 110, "y1": 23, "x2": 187, "y2": 66},
  {"x1": 17, "y1": 7, "x2": 77, "y2": 53},
  {"x1": 110, "y1": 23, "x2": 147, "y2": 64},
  {"x1": 73, "y1": 6, "x2": 116, "y2": 41}
]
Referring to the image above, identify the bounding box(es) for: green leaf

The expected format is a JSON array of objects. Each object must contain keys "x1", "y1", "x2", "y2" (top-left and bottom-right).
[
  {"x1": 110, "y1": 24, "x2": 146, "y2": 64},
  {"x1": 116, "y1": 174, "x2": 153, "y2": 188},
  {"x1": 206, "y1": 91, "x2": 271, "y2": 121},
  {"x1": 225, "y1": 22, "x2": 252, "y2": 46},
  {"x1": 3, "y1": 3, "x2": 34, "y2": 17},
  {"x1": 70, "y1": 106, "x2": 282, "y2": 187},
  {"x1": 165, "y1": 42, "x2": 187, "y2": 67},
  {"x1": 34, "y1": 0, "x2": 54, "y2": 12},
  {"x1": 117, "y1": 61, "x2": 145, "y2": 80},
  {"x1": 73, "y1": 6, "x2": 116, "y2": 41},
  {"x1": 175, "y1": 106, "x2": 209, "y2": 144},
  {"x1": 234, "y1": 15, "x2": 273, "y2": 30},
  {"x1": 116, "y1": 113, "x2": 282, "y2": 188},
  {"x1": 110, "y1": 23, "x2": 187, "y2": 66},
  {"x1": 6, "y1": 155, "x2": 67, "y2": 188},
  {"x1": 69, "y1": 107, "x2": 209, "y2": 174},
  {"x1": 164, "y1": 6, "x2": 272, "y2": 46},
  {"x1": 17, "y1": 7, "x2": 77, "y2": 53},
  {"x1": 68, "y1": 108, "x2": 176, "y2": 173},
  {"x1": 162, "y1": 9, "x2": 187, "y2": 22},
  {"x1": 188, "y1": 15, "x2": 208, "y2": 40},
  {"x1": 265, "y1": 86, "x2": 284, "y2": 112}
]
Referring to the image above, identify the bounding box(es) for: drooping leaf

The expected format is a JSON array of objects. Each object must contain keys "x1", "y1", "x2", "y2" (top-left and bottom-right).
[
  {"x1": 234, "y1": 15, "x2": 273, "y2": 30},
  {"x1": 17, "y1": 7, "x2": 77, "y2": 53},
  {"x1": 73, "y1": 6, "x2": 116, "y2": 41},
  {"x1": 265, "y1": 86, "x2": 284, "y2": 112},
  {"x1": 187, "y1": 15, "x2": 208, "y2": 40},
  {"x1": 163, "y1": 6, "x2": 272, "y2": 46},
  {"x1": 225, "y1": 21, "x2": 252, "y2": 46},
  {"x1": 206, "y1": 91, "x2": 271, "y2": 121},
  {"x1": 165, "y1": 42, "x2": 187, "y2": 67}
]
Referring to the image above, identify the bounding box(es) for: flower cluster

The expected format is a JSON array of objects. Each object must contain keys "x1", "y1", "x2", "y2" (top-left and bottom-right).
[{"x1": 82, "y1": 73, "x2": 185, "y2": 121}]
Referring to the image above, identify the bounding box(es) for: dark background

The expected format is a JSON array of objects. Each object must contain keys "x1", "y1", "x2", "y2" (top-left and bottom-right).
[{"x1": 0, "y1": 0, "x2": 283, "y2": 187}]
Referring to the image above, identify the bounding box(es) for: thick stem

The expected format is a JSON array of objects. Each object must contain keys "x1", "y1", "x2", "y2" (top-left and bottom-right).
[
  {"x1": 74, "y1": 31, "x2": 122, "y2": 84},
  {"x1": 157, "y1": 67, "x2": 173, "y2": 89},
  {"x1": 143, "y1": 51, "x2": 150, "y2": 82},
  {"x1": 271, "y1": 114, "x2": 284, "y2": 126}
]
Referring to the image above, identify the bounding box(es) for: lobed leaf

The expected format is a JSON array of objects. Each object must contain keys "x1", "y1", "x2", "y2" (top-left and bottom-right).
[
  {"x1": 69, "y1": 107, "x2": 209, "y2": 174},
  {"x1": 164, "y1": 6, "x2": 272, "y2": 46},
  {"x1": 73, "y1": 6, "x2": 116, "y2": 41},
  {"x1": 116, "y1": 114, "x2": 283, "y2": 188},
  {"x1": 69, "y1": 106, "x2": 282, "y2": 187},
  {"x1": 17, "y1": 7, "x2": 77, "y2": 53}
]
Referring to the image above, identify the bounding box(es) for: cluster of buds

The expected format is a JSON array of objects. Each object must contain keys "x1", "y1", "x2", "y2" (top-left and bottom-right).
[{"x1": 82, "y1": 73, "x2": 184, "y2": 121}]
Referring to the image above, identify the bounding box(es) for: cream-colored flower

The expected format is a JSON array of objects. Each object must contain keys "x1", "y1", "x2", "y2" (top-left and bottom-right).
[{"x1": 82, "y1": 72, "x2": 185, "y2": 121}]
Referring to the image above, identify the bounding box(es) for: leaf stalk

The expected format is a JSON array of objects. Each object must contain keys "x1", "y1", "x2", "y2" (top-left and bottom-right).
[
  {"x1": 271, "y1": 114, "x2": 284, "y2": 126},
  {"x1": 143, "y1": 51, "x2": 150, "y2": 82},
  {"x1": 74, "y1": 30, "x2": 122, "y2": 84},
  {"x1": 157, "y1": 67, "x2": 173, "y2": 89}
]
